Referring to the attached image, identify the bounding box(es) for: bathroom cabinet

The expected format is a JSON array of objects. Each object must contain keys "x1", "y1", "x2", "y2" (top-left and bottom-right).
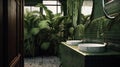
[{"x1": 59, "y1": 42, "x2": 120, "y2": 67}]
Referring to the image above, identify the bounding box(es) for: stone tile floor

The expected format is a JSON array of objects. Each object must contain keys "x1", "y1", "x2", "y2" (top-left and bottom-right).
[{"x1": 24, "y1": 56, "x2": 61, "y2": 67}]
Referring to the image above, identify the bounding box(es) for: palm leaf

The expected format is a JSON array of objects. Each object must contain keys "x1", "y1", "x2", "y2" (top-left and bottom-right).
[{"x1": 36, "y1": 3, "x2": 54, "y2": 20}]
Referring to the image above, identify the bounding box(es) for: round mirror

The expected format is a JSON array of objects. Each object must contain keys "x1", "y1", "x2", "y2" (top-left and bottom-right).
[
  {"x1": 102, "y1": 0, "x2": 120, "y2": 19},
  {"x1": 81, "y1": 0, "x2": 93, "y2": 16}
]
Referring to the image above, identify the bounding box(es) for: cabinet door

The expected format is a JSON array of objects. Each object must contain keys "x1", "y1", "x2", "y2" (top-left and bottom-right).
[
  {"x1": 71, "y1": 50, "x2": 85, "y2": 67},
  {"x1": 59, "y1": 44, "x2": 73, "y2": 67},
  {"x1": 59, "y1": 44, "x2": 85, "y2": 67}
]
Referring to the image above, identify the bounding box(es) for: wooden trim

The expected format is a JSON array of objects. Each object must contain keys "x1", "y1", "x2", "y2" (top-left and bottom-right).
[
  {"x1": 9, "y1": 54, "x2": 21, "y2": 67},
  {"x1": 19, "y1": 0, "x2": 24, "y2": 66},
  {"x1": 0, "y1": 0, "x2": 3, "y2": 66}
]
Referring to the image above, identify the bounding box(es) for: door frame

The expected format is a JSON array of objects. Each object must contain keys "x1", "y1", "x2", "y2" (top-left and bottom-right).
[{"x1": 0, "y1": 0, "x2": 24, "y2": 67}]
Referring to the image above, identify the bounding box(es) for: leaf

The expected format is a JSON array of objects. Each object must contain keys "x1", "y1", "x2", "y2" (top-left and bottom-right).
[
  {"x1": 69, "y1": 27, "x2": 74, "y2": 35},
  {"x1": 24, "y1": 28, "x2": 33, "y2": 40},
  {"x1": 74, "y1": 24, "x2": 85, "y2": 39},
  {"x1": 40, "y1": 42, "x2": 50, "y2": 50},
  {"x1": 36, "y1": 3, "x2": 54, "y2": 20},
  {"x1": 38, "y1": 20, "x2": 50, "y2": 30},
  {"x1": 30, "y1": 28, "x2": 40, "y2": 35},
  {"x1": 53, "y1": 16, "x2": 66, "y2": 29},
  {"x1": 24, "y1": 28, "x2": 28, "y2": 40}
]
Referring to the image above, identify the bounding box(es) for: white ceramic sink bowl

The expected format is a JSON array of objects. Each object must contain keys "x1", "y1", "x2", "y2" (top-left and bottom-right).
[
  {"x1": 66, "y1": 40, "x2": 82, "y2": 46},
  {"x1": 78, "y1": 43, "x2": 106, "y2": 53}
]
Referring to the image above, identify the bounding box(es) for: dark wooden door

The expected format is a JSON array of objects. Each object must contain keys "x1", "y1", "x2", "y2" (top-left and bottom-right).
[
  {"x1": 0, "y1": 0, "x2": 24, "y2": 67},
  {"x1": 0, "y1": 0, "x2": 3, "y2": 66}
]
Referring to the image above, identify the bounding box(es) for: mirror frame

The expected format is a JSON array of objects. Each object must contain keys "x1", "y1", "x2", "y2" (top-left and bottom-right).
[{"x1": 102, "y1": 0, "x2": 115, "y2": 19}]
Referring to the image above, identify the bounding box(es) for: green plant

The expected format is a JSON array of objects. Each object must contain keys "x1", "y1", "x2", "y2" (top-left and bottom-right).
[
  {"x1": 63, "y1": 14, "x2": 90, "y2": 40},
  {"x1": 65, "y1": 14, "x2": 110, "y2": 42},
  {"x1": 34, "y1": 3, "x2": 67, "y2": 55},
  {"x1": 24, "y1": 9, "x2": 41, "y2": 57},
  {"x1": 24, "y1": 4, "x2": 67, "y2": 56},
  {"x1": 84, "y1": 17, "x2": 110, "y2": 41}
]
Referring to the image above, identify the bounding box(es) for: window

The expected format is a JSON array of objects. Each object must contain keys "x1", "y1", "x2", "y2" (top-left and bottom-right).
[
  {"x1": 43, "y1": 0, "x2": 61, "y2": 14},
  {"x1": 81, "y1": 0, "x2": 93, "y2": 15},
  {"x1": 24, "y1": 6, "x2": 40, "y2": 14},
  {"x1": 24, "y1": 0, "x2": 62, "y2": 14}
]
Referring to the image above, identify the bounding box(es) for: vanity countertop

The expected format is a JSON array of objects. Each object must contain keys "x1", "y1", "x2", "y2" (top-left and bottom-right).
[{"x1": 61, "y1": 42, "x2": 120, "y2": 56}]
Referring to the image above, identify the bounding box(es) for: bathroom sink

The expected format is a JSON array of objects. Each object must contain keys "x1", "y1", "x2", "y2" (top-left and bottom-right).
[
  {"x1": 66, "y1": 40, "x2": 82, "y2": 46},
  {"x1": 78, "y1": 43, "x2": 106, "y2": 53}
]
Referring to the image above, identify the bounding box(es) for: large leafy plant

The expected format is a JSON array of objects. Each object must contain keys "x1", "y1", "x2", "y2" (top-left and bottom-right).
[
  {"x1": 36, "y1": 3, "x2": 66, "y2": 55},
  {"x1": 24, "y1": 3, "x2": 66, "y2": 56},
  {"x1": 24, "y1": 9, "x2": 41, "y2": 57}
]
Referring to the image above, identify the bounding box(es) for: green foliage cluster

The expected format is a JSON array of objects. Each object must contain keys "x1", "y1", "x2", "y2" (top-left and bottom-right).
[
  {"x1": 85, "y1": 17, "x2": 110, "y2": 41},
  {"x1": 24, "y1": 10, "x2": 40, "y2": 56},
  {"x1": 24, "y1": 3, "x2": 66, "y2": 56},
  {"x1": 63, "y1": 14, "x2": 90, "y2": 40}
]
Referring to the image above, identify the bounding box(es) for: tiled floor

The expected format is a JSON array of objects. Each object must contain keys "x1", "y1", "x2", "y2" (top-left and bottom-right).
[{"x1": 24, "y1": 56, "x2": 61, "y2": 67}]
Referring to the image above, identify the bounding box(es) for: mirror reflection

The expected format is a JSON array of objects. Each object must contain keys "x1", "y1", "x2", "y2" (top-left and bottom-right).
[{"x1": 102, "y1": 0, "x2": 120, "y2": 19}]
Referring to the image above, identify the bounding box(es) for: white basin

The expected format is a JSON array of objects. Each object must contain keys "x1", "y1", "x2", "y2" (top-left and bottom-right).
[
  {"x1": 66, "y1": 40, "x2": 82, "y2": 46},
  {"x1": 78, "y1": 43, "x2": 106, "y2": 53}
]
